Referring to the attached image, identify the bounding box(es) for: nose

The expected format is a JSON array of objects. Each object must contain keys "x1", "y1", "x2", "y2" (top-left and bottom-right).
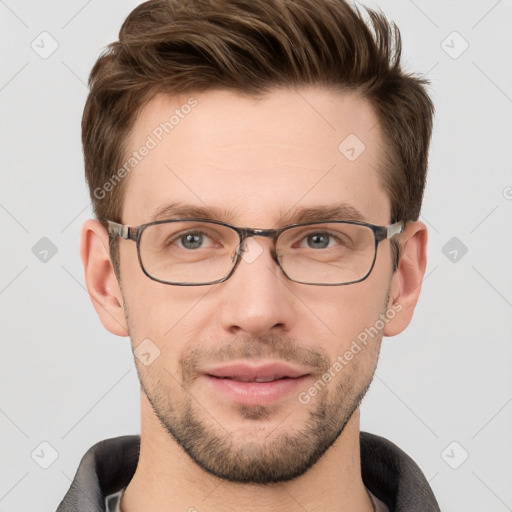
[{"x1": 218, "y1": 237, "x2": 297, "y2": 337}]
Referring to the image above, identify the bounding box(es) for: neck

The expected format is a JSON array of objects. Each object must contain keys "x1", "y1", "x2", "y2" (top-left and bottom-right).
[{"x1": 121, "y1": 393, "x2": 373, "y2": 512}]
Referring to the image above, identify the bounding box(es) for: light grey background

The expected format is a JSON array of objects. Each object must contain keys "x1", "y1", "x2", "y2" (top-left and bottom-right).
[{"x1": 1, "y1": 1, "x2": 511, "y2": 511}]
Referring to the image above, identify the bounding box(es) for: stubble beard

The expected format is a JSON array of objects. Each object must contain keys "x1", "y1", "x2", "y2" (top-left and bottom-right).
[
  {"x1": 136, "y1": 332, "x2": 381, "y2": 484},
  {"x1": 121, "y1": 280, "x2": 392, "y2": 485}
]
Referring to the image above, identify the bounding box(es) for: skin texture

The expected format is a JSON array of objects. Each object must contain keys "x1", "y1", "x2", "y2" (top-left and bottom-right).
[{"x1": 81, "y1": 87, "x2": 427, "y2": 512}]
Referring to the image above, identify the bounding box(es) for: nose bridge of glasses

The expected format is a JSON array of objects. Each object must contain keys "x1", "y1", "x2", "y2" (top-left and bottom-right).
[
  {"x1": 237, "y1": 227, "x2": 280, "y2": 262},
  {"x1": 242, "y1": 227, "x2": 279, "y2": 240}
]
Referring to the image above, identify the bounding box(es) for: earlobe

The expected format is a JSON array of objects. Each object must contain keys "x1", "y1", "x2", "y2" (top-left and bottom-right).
[
  {"x1": 384, "y1": 221, "x2": 428, "y2": 337},
  {"x1": 80, "y1": 219, "x2": 129, "y2": 337}
]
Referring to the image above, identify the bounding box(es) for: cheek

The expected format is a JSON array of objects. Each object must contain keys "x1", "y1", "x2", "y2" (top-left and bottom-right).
[
  {"x1": 121, "y1": 269, "x2": 214, "y2": 368},
  {"x1": 119, "y1": 241, "x2": 182, "y2": 337},
  {"x1": 297, "y1": 275, "x2": 390, "y2": 351}
]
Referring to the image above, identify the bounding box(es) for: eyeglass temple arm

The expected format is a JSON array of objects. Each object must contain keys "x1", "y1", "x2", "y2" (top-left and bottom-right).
[
  {"x1": 386, "y1": 221, "x2": 404, "y2": 239},
  {"x1": 107, "y1": 220, "x2": 131, "y2": 240}
]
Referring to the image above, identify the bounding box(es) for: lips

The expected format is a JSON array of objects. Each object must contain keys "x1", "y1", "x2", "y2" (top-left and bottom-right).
[
  {"x1": 202, "y1": 362, "x2": 311, "y2": 406},
  {"x1": 205, "y1": 362, "x2": 308, "y2": 382}
]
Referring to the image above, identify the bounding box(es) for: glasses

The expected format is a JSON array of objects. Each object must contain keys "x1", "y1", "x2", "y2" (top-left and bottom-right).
[{"x1": 106, "y1": 218, "x2": 403, "y2": 286}]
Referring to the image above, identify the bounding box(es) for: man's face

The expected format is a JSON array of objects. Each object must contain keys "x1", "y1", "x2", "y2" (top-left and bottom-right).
[{"x1": 119, "y1": 87, "x2": 395, "y2": 483}]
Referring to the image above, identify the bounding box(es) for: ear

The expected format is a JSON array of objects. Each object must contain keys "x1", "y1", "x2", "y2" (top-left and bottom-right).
[
  {"x1": 80, "y1": 219, "x2": 129, "y2": 336},
  {"x1": 384, "y1": 221, "x2": 427, "y2": 337}
]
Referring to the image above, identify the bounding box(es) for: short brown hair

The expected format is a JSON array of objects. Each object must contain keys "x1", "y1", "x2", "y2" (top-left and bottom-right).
[{"x1": 82, "y1": 0, "x2": 434, "y2": 274}]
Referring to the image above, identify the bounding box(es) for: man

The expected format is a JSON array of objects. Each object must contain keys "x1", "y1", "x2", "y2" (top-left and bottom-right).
[{"x1": 58, "y1": 0, "x2": 438, "y2": 510}]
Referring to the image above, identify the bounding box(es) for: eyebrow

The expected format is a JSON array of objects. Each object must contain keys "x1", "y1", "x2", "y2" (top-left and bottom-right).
[
  {"x1": 279, "y1": 204, "x2": 365, "y2": 224},
  {"x1": 149, "y1": 202, "x2": 239, "y2": 223},
  {"x1": 148, "y1": 201, "x2": 366, "y2": 226}
]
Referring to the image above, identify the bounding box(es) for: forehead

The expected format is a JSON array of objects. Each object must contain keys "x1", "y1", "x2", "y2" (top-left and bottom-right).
[{"x1": 121, "y1": 87, "x2": 390, "y2": 226}]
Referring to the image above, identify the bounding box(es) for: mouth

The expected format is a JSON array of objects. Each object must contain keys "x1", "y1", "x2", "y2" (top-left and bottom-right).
[
  {"x1": 202, "y1": 362, "x2": 311, "y2": 406},
  {"x1": 214, "y1": 376, "x2": 293, "y2": 383}
]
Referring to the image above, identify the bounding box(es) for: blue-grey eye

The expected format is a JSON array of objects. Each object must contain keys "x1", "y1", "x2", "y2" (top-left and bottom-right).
[
  {"x1": 306, "y1": 233, "x2": 330, "y2": 249},
  {"x1": 180, "y1": 233, "x2": 204, "y2": 249}
]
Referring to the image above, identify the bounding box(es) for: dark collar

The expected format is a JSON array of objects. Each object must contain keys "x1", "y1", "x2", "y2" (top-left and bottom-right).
[{"x1": 57, "y1": 432, "x2": 440, "y2": 512}]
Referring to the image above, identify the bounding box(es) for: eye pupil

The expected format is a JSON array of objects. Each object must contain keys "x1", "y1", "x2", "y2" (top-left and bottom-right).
[
  {"x1": 182, "y1": 233, "x2": 203, "y2": 249},
  {"x1": 308, "y1": 233, "x2": 329, "y2": 249}
]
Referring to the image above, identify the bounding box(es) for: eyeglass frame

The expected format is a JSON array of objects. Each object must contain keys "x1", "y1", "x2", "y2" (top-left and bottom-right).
[{"x1": 106, "y1": 218, "x2": 404, "y2": 286}]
